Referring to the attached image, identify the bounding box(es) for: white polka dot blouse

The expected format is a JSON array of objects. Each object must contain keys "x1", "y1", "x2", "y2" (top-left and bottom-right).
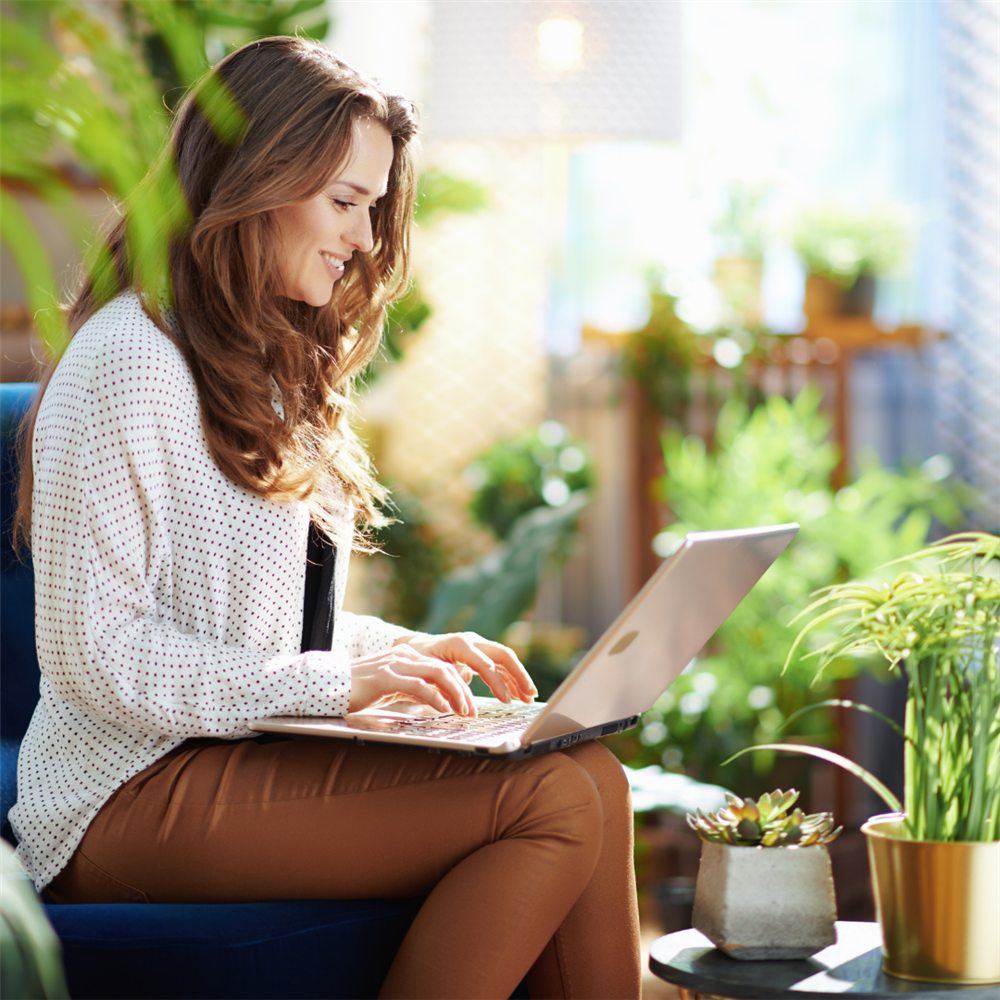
[{"x1": 10, "y1": 293, "x2": 408, "y2": 890}]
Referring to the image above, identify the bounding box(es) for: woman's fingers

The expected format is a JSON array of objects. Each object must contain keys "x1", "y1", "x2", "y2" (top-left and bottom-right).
[
  {"x1": 349, "y1": 645, "x2": 476, "y2": 716},
  {"x1": 469, "y1": 637, "x2": 538, "y2": 701},
  {"x1": 396, "y1": 633, "x2": 538, "y2": 704}
]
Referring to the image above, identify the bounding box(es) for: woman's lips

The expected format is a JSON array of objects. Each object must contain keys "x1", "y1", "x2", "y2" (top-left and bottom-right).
[{"x1": 321, "y1": 251, "x2": 346, "y2": 278}]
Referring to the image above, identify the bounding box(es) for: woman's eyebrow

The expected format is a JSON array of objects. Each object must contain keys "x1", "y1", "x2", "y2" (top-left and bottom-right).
[{"x1": 335, "y1": 180, "x2": 388, "y2": 198}]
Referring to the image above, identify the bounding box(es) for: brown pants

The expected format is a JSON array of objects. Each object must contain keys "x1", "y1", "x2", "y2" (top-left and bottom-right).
[{"x1": 47, "y1": 736, "x2": 641, "y2": 999}]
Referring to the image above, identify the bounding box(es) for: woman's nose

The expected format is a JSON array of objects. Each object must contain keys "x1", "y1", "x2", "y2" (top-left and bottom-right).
[{"x1": 346, "y1": 211, "x2": 375, "y2": 253}]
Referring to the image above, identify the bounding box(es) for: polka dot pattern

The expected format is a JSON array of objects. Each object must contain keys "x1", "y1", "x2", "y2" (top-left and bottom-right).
[{"x1": 10, "y1": 293, "x2": 408, "y2": 890}]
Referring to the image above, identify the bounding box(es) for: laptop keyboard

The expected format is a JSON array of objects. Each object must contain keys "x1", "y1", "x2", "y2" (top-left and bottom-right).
[{"x1": 381, "y1": 702, "x2": 544, "y2": 741}]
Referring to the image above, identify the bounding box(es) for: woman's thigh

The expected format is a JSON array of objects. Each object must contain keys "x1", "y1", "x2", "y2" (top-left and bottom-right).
[{"x1": 48, "y1": 736, "x2": 605, "y2": 904}]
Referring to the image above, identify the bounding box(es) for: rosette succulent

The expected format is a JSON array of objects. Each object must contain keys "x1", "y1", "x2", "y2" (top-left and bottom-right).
[{"x1": 688, "y1": 789, "x2": 841, "y2": 847}]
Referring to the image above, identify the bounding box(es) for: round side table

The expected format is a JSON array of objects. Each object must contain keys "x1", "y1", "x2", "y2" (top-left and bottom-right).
[{"x1": 648, "y1": 922, "x2": 1000, "y2": 1000}]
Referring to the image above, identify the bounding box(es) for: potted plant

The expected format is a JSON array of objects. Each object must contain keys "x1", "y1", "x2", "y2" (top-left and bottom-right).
[
  {"x1": 712, "y1": 183, "x2": 770, "y2": 328},
  {"x1": 730, "y1": 532, "x2": 1000, "y2": 984},
  {"x1": 792, "y1": 202, "x2": 915, "y2": 324},
  {"x1": 687, "y1": 789, "x2": 841, "y2": 960}
]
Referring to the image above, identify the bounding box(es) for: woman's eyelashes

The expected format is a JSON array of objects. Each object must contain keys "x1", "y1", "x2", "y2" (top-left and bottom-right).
[{"x1": 328, "y1": 194, "x2": 383, "y2": 217}]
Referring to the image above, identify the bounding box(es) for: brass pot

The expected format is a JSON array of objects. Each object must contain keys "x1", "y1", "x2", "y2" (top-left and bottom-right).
[{"x1": 862, "y1": 814, "x2": 1000, "y2": 984}]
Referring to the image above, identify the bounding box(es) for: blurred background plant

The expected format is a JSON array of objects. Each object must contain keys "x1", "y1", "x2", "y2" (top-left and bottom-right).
[
  {"x1": 1, "y1": 839, "x2": 68, "y2": 999},
  {"x1": 367, "y1": 489, "x2": 450, "y2": 632},
  {"x1": 464, "y1": 420, "x2": 595, "y2": 539},
  {"x1": 619, "y1": 292, "x2": 695, "y2": 427},
  {"x1": 602, "y1": 386, "x2": 972, "y2": 796},
  {"x1": 793, "y1": 202, "x2": 916, "y2": 288},
  {"x1": 793, "y1": 201, "x2": 918, "y2": 322}
]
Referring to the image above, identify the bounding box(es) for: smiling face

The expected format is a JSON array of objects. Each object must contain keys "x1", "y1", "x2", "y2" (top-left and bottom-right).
[{"x1": 272, "y1": 118, "x2": 395, "y2": 307}]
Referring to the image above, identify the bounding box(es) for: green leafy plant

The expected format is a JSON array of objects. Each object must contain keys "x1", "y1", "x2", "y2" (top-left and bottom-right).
[
  {"x1": 712, "y1": 182, "x2": 771, "y2": 262},
  {"x1": 688, "y1": 789, "x2": 841, "y2": 847},
  {"x1": 793, "y1": 201, "x2": 916, "y2": 286},
  {"x1": 367, "y1": 489, "x2": 449, "y2": 631},
  {"x1": 123, "y1": 0, "x2": 330, "y2": 104},
  {"x1": 731, "y1": 534, "x2": 1000, "y2": 843},
  {"x1": 414, "y1": 169, "x2": 489, "y2": 224},
  {"x1": 620, "y1": 292, "x2": 694, "y2": 424},
  {"x1": 420, "y1": 491, "x2": 589, "y2": 641},
  {"x1": 604, "y1": 387, "x2": 970, "y2": 792},
  {"x1": 464, "y1": 421, "x2": 595, "y2": 541}
]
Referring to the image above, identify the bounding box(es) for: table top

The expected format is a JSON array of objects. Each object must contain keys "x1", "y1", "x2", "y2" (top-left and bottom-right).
[{"x1": 648, "y1": 922, "x2": 1000, "y2": 1000}]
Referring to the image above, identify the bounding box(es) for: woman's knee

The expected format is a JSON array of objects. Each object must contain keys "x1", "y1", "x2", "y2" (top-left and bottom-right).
[
  {"x1": 564, "y1": 740, "x2": 631, "y2": 813},
  {"x1": 501, "y1": 752, "x2": 605, "y2": 867}
]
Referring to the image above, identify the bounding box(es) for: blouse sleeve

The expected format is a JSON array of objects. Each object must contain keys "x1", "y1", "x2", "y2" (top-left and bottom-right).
[
  {"x1": 31, "y1": 309, "x2": 353, "y2": 740},
  {"x1": 335, "y1": 611, "x2": 413, "y2": 658}
]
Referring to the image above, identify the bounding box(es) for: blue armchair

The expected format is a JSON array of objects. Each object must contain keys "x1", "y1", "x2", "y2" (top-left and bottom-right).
[{"x1": 0, "y1": 382, "x2": 435, "y2": 1000}]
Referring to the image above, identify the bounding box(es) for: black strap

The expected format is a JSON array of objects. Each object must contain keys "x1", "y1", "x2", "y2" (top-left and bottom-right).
[{"x1": 301, "y1": 523, "x2": 337, "y2": 652}]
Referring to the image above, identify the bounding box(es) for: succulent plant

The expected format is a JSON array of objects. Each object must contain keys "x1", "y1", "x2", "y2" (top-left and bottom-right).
[{"x1": 687, "y1": 789, "x2": 841, "y2": 847}]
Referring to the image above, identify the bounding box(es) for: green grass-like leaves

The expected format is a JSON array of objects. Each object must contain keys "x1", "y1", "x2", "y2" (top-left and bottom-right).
[{"x1": 776, "y1": 533, "x2": 1000, "y2": 842}]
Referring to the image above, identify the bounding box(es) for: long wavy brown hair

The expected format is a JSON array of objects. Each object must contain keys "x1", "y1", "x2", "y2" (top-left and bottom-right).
[{"x1": 15, "y1": 36, "x2": 418, "y2": 552}]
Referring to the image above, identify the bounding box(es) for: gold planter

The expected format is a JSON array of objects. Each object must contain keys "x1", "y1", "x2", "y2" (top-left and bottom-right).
[{"x1": 862, "y1": 814, "x2": 1000, "y2": 984}]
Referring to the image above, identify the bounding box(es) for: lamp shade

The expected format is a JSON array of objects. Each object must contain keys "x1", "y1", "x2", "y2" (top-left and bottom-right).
[{"x1": 426, "y1": 0, "x2": 682, "y2": 140}]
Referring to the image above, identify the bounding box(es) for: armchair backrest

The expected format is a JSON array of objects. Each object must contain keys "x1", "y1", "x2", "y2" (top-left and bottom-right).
[{"x1": 1, "y1": 383, "x2": 40, "y2": 743}]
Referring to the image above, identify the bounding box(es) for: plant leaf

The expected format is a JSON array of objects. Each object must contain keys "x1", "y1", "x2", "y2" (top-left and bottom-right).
[
  {"x1": 723, "y1": 743, "x2": 903, "y2": 813},
  {"x1": 780, "y1": 698, "x2": 909, "y2": 743}
]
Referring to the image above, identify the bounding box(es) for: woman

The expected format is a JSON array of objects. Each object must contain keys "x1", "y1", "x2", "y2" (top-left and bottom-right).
[{"x1": 11, "y1": 37, "x2": 640, "y2": 999}]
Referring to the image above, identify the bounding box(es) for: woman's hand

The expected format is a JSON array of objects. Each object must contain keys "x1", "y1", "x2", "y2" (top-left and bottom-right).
[{"x1": 347, "y1": 632, "x2": 537, "y2": 716}]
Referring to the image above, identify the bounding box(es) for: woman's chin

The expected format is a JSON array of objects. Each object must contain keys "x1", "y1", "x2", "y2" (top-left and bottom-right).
[{"x1": 282, "y1": 286, "x2": 336, "y2": 308}]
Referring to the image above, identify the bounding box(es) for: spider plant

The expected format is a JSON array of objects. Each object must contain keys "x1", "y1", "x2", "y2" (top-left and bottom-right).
[{"x1": 728, "y1": 533, "x2": 1000, "y2": 843}]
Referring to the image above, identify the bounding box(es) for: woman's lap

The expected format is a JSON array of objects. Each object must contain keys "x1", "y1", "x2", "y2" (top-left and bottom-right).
[{"x1": 48, "y1": 735, "x2": 610, "y2": 905}]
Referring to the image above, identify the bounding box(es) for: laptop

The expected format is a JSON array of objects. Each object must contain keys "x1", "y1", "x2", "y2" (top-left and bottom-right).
[{"x1": 249, "y1": 523, "x2": 799, "y2": 758}]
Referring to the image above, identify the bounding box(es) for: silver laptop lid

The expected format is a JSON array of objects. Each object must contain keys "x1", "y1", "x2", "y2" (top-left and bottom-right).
[{"x1": 523, "y1": 523, "x2": 799, "y2": 743}]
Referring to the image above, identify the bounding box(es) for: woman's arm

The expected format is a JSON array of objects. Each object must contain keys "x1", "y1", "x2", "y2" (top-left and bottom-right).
[{"x1": 32, "y1": 300, "x2": 353, "y2": 739}]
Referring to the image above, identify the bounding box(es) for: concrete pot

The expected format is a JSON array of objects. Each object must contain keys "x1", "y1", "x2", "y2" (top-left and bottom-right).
[{"x1": 692, "y1": 841, "x2": 837, "y2": 960}]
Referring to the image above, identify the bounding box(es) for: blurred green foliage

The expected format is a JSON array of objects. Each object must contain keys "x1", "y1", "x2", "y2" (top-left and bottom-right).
[
  {"x1": 2, "y1": 1, "x2": 177, "y2": 354},
  {"x1": 369, "y1": 489, "x2": 449, "y2": 632},
  {"x1": 122, "y1": 0, "x2": 329, "y2": 104},
  {"x1": 464, "y1": 420, "x2": 595, "y2": 540},
  {"x1": 421, "y1": 491, "x2": 589, "y2": 642},
  {"x1": 413, "y1": 422, "x2": 595, "y2": 696},
  {"x1": 793, "y1": 201, "x2": 916, "y2": 285},
  {"x1": 369, "y1": 422, "x2": 593, "y2": 695},
  {"x1": 1, "y1": 840, "x2": 68, "y2": 999},
  {"x1": 620, "y1": 292, "x2": 694, "y2": 426},
  {"x1": 604, "y1": 387, "x2": 971, "y2": 794},
  {"x1": 414, "y1": 169, "x2": 490, "y2": 225}
]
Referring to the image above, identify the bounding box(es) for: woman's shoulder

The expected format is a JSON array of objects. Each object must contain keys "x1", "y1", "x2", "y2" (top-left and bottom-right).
[
  {"x1": 60, "y1": 293, "x2": 193, "y2": 391},
  {"x1": 42, "y1": 294, "x2": 198, "y2": 434},
  {"x1": 73, "y1": 292, "x2": 183, "y2": 360}
]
